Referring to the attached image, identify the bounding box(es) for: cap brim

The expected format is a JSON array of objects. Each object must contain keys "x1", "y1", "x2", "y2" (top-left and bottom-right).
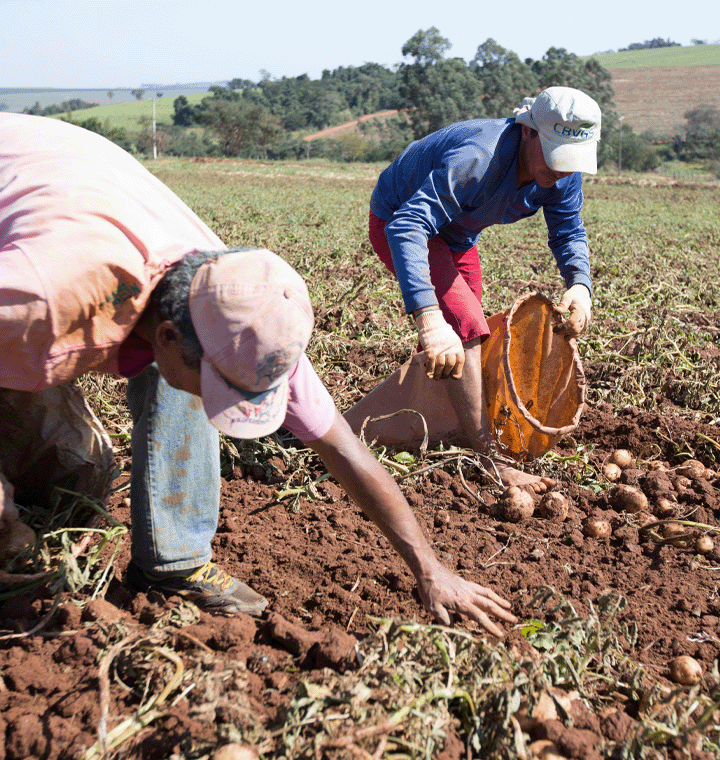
[
  {"x1": 200, "y1": 360, "x2": 289, "y2": 439},
  {"x1": 539, "y1": 134, "x2": 598, "y2": 174}
]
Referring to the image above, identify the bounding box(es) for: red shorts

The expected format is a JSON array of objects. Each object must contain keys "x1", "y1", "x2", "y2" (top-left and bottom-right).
[{"x1": 368, "y1": 211, "x2": 490, "y2": 344}]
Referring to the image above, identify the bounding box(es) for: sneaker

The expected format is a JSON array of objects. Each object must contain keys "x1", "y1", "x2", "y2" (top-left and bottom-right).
[{"x1": 125, "y1": 561, "x2": 268, "y2": 616}]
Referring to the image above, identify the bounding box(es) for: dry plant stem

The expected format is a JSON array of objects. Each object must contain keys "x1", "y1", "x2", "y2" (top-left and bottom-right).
[
  {"x1": 87, "y1": 639, "x2": 185, "y2": 760},
  {"x1": 456, "y1": 459, "x2": 487, "y2": 506},
  {"x1": 397, "y1": 453, "x2": 461, "y2": 483},
  {"x1": 97, "y1": 634, "x2": 140, "y2": 754},
  {"x1": 695, "y1": 432, "x2": 720, "y2": 452},
  {"x1": 0, "y1": 569, "x2": 55, "y2": 585},
  {"x1": 640, "y1": 518, "x2": 720, "y2": 534},
  {"x1": 0, "y1": 593, "x2": 63, "y2": 641}
]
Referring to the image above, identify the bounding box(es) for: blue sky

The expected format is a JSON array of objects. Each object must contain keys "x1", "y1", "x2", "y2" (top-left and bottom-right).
[{"x1": 4, "y1": 0, "x2": 717, "y2": 88}]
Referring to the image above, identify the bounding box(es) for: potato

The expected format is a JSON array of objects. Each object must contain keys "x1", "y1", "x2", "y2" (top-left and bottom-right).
[
  {"x1": 668, "y1": 655, "x2": 702, "y2": 686},
  {"x1": 653, "y1": 497, "x2": 677, "y2": 519},
  {"x1": 529, "y1": 739, "x2": 566, "y2": 759},
  {"x1": 516, "y1": 688, "x2": 577, "y2": 730},
  {"x1": 608, "y1": 484, "x2": 648, "y2": 514},
  {"x1": 212, "y1": 744, "x2": 260, "y2": 760},
  {"x1": 584, "y1": 518, "x2": 612, "y2": 539},
  {"x1": 495, "y1": 486, "x2": 534, "y2": 522},
  {"x1": 661, "y1": 522, "x2": 692, "y2": 548},
  {"x1": 647, "y1": 461, "x2": 668, "y2": 472},
  {"x1": 671, "y1": 475, "x2": 691, "y2": 493},
  {"x1": 635, "y1": 511, "x2": 656, "y2": 529},
  {"x1": 695, "y1": 535, "x2": 714, "y2": 555},
  {"x1": 602, "y1": 462, "x2": 622, "y2": 482},
  {"x1": 0, "y1": 520, "x2": 37, "y2": 564},
  {"x1": 537, "y1": 492, "x2": 569, "y2": 523},
  {"x1": 703, "y1": 468, "x2": 717, "y2": 482},
  {"x1": 673, "y1": 459, "x2": 705, "y2": 480},
  {"x1": 609, "y1": 449, "x2": 634, "y2": 469}
]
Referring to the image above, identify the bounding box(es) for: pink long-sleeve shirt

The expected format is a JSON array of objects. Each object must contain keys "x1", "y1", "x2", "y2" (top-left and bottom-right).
[{"x1": 0, "y1": 113, "x2": 334, "y2": 441}]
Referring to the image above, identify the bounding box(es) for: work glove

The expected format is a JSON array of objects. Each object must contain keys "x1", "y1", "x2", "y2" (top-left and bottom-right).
[
  {"x1": 553, "y1": 284, "x2": 592, "y2": 339},
  {"x1": 414, "y1": 307, "x2": 465, "y2": 380}
]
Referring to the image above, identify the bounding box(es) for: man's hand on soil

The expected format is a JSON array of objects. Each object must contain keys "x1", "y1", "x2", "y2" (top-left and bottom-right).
[
  {"x1": 553, "y1": 284, "x2": 592, "y2": 338},
  {"x1": 417, "y1": 563, "x2": 517, "y2": 637},
  {"x1": 414, "y1": 308, "x2": 465, "y2": 380}
]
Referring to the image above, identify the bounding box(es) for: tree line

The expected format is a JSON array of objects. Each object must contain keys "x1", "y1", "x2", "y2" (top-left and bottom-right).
[{"x1": 36, "y1": 28, "x2": 719, "y2": 174}]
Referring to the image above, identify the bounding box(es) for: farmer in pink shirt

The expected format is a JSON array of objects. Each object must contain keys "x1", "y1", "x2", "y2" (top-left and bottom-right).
[{"x1": 0, "y1": 113, "x2": 515, "y2": 636}]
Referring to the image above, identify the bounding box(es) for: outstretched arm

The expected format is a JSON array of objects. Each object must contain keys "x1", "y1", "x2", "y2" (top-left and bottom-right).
[{"x1": 304, "y1": 410, "x2": 517, "y2": 636}]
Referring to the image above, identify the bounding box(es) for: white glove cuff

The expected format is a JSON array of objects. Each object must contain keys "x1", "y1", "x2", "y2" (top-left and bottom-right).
[{"x1": 414, "y1": 308, "x2": 446, "y2": 331}]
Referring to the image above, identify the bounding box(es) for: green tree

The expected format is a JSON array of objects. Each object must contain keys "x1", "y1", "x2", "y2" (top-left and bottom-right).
[
  {"x1": 199, "y1": 99, "x2": 284, "y2": 157},
  {"x1": 60, "y1": 116, "x2": 131, "y2": 151},
  {"x1": 131, "y1": 89, "x2": 145, "y2": 101},
  {"x1": 227, "y1": 78, "x2": 256, "y2": 90},
  {"x1": 402, "y1": 27, "x2": 451, "y2": 64},
  {"x1": 399, "y1": 28, "x2": 485, "y2": 139},
  {"x1": 471, "y1": 39, "x2": 538, "y2": 118},
  {"x1": 321, "y1": 63, "x2": 399, "y2": 116},
  {"x1": 608, "y1": 124, "x2": 660, "y2": 171},
  {"x1": 680, "y1": 105, "x2": 720, "y2": 161},
  {"x1": 173, "y1": 95, "x2": 195, "y2": 126}
]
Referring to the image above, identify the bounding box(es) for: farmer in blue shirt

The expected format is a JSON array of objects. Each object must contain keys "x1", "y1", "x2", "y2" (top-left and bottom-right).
[{"x1": 369, "y1": 87, "x2": 600, "y2": 492}]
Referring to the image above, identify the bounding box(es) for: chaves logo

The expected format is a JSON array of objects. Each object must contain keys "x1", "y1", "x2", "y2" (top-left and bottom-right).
[{"x1": 553, "y1": 121, "x2": 596, "y2": 141}]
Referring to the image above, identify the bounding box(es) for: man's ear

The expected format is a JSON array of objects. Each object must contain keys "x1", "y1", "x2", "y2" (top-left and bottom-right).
[{"x1": 155, "y1": 320, "x2": 182, "y2": 350}]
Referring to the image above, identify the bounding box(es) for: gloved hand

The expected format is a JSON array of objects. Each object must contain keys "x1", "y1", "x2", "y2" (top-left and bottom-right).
[
  {"x1": 553, "y1": 284, "x2": 592, "y2": 338},
  {"x1": 414, "y1": 307, "x2": 465, "y2": 380}
]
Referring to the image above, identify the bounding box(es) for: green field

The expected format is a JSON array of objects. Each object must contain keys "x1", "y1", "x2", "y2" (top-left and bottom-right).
[
  {"x1": 49, "y1": 91, "x2": 208, "y2": 133},
  {"x1": 146, "y1": 157, "x2": 720, "y2": 416},
  {"x1": 586, "y1": 43, "x2": 720, "y2": 69}
]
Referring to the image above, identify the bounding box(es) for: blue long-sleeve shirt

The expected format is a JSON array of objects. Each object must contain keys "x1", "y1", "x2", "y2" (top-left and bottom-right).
[{"x1": 370, "y1": 118, "x2": 592, "y2": 314}]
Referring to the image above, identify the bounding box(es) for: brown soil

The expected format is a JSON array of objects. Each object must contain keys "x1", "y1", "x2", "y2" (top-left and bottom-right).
[
  {"x1": 2, "y1": 388, "x2": 719, "y2": 757},
  {"x1": 2, "y1": 304, "x2": 720, "y2": 757},
  {"x1": 611, "y1": 66, "x2": 720, "y2": 135}
]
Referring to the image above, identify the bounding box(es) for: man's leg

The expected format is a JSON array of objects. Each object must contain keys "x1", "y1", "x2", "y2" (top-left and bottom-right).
[
  {"x1": 370, "y1": 213, "x2": 553, "y2": 492},
  {"x1": 445, "y1": 339, "x2": 555, "y2": 493},
  {"x1": 125, "y1": 365, "x2": 268, "y2": 614}
]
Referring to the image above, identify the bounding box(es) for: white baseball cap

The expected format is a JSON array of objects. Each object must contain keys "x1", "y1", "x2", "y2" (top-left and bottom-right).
[
  {"x1": 514, "y1": 86, "x2": 601, "y2": 174},
  {"x1": 188, "y1": 249, "x2": 314, "y2": 439}
]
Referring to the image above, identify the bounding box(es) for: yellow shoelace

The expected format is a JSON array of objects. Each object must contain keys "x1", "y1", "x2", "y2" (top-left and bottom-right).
[{"x1": 185, "y1": 561, "x2": 234, "y2": 591}]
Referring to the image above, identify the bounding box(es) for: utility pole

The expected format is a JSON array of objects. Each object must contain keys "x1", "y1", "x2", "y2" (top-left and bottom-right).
[
  {"x1": 618, "y1": 115, "x2": 625, "y2": 173},
  {"x1": 152, "y1": 96, "x2": 157, "y2": 159}
]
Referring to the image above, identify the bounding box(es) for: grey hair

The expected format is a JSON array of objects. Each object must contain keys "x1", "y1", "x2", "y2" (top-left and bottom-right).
[{"x1": 151, "y1": 247, "x2": 252, "y2": 369}]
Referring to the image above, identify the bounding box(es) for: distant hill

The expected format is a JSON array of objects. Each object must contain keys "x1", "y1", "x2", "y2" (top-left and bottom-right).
[
  {"x1": 585, "y1": 43, "x2": 719, "y2": 70},
  {"x1": 0, "y1": 85, "x2": 221, "y2": 114},
  {"x1": 587, "y1": 45, "x2": 720, "y2": 135}
]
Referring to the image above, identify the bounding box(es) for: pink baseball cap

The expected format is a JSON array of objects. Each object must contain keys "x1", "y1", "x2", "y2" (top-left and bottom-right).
[
  {"x1": 514, "y1": 86, "x2": 601, "y2": 174},
  {"x1": 188, "y1": 249, "x2": 314, "y2": 438}
]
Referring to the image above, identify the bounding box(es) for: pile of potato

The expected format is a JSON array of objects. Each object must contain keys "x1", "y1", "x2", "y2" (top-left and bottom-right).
[
  {"x1": 593, "y1": 449, "x2": 717, "y2": 553},
  {"x1": 493, "y1": 487, "x2": 570, "y2": 524},
  {"x1": 490, "y1": 449, "x2": 718, "y2": 557}
]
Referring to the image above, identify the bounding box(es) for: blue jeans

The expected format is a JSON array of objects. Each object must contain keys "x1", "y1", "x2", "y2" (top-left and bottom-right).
[{"x1": 126, "y1": 365, "x2": 220, "y2": 574}]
